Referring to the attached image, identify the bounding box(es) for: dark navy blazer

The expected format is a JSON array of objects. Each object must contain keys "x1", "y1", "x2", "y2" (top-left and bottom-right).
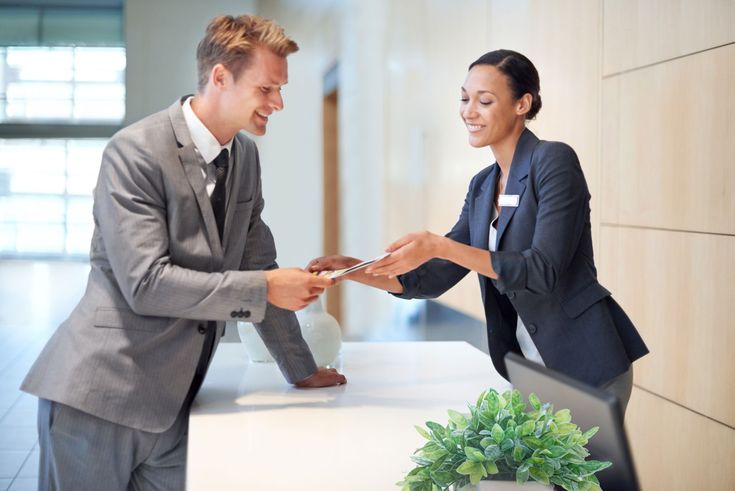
[{"x1": 395, "y1": 128, "x2": 648, "y2": 386}]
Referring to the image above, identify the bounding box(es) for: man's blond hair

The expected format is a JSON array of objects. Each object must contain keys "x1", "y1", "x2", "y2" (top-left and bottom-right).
[{"x1": 196, "y1": 14, "x2": 298, "y2": 91}]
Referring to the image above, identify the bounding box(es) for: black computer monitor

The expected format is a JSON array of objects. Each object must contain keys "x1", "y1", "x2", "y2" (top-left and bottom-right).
[{"x1": 504, "y1": 352, "x2": 640, "y2": 491}]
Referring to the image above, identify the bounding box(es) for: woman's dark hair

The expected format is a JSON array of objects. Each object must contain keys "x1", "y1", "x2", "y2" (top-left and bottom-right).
[{"x1": 469, "y1": 49, "x2": 542, "y2": 120}]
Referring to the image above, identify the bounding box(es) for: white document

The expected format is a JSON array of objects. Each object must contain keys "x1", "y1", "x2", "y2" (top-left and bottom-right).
[{"x1": 319, "y1": 253, "x2": 391, "y2": 279}]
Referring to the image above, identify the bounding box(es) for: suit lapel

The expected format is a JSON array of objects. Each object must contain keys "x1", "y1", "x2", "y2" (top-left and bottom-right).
[
  {"x1": 168, "y1": 98, "x2": 224, "y2": 259},
  {"x1": 472, "y1": 165, "x2": 498, "y2": 250},
  {"x1": 495, "y1": 128, "x2": 538, "y2": 248}
]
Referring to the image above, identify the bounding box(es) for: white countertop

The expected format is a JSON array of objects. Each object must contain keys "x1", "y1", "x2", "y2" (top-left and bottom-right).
[{"x1": 187, "y1": 341, "x2": 510, "y2": 491}]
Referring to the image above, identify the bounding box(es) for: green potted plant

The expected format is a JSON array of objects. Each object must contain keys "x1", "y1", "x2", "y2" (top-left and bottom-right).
[{"x1": 398, "y1": 388, "x2": 611, "y2": 491}]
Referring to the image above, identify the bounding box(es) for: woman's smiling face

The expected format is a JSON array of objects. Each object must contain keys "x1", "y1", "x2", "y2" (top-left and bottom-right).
[{"x1": 460, "y1": 64, "x2": 528, "y2": 148}]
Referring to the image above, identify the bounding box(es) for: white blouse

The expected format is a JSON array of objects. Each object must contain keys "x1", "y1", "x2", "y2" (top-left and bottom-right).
[{"x1": 488, "y1": 204, "x2": 545, "y2": 366}]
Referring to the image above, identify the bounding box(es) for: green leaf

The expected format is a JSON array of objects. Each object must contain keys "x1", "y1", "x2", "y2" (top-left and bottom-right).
[
  {"x1": 485, "y1": 460, "x2": 499, "y2": 475},
  {"x1": 515, "y1": 464, "x2": 530, "y2": 484},
  {"x1": 500, "y1": 438, "x2": 514, "y2": 452},
  {"x1": 520, "y1": 419, "x2": 536, "y2": 436},
  {"x1": 464, "y1": 446, "x2": 486, "y2": 462},
  {"x1": 479, "y1": 437, "x2": 493, "y2": 448},
  {"x1": 448, "y1": 409, "x2": 468, "y2": 427},
  {"x1": 484, "y1": 444, "x2": 502, "y2": 461},
  {"x1": 529, "y1": 467, "x2": 551, "y2": 485},
  {"x1": 425, "y1": 421, "x2": 446, "y2": 439},
  {"x1": 512, "y1": 443, "x2": 526, "y2": 462},
  {"x1": 529, "y1": 392, "x2": 541, "y2": 410},
  {"x1": 582, "y1": 426, "x2": 600, "y2": 441},
  {"x1": 554, "y1": 408, "x2": 572, "y2": 424},
  {"x1": 557, "y1": 423, "x2": 578, "y2": 435},
  {"x1": 491, "y1": 423, "x2": 505, "y2": 444},
  {"x1": 429, "y1": 470, "x2": 455, "y2": 487},
  {"x1": 415, "y1": 425, "x2": 431, "y2": 440}
]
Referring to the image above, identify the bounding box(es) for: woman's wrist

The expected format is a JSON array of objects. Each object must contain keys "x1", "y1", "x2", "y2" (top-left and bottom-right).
[{"x1": 434, "y1": 235, "x2": 452, "y2": 261}]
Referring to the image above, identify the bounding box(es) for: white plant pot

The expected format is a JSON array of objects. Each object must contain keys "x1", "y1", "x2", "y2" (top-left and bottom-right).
[
  {"x1": 457, "y1": 480, "x2": 553, "y2": 490},
  {"x1": 236, "y1": 322, "x2": 274, "y2": 363},
  {"x1": 296, "y1": 297, "x2": 342, "y2": 367}
]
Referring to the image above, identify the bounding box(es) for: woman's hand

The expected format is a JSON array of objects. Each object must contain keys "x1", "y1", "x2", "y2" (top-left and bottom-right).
[
  {"x1": 366, "y1": 231, "x2": 445, "y2": 277},
  {"x1": 306, "y1": 255, "x2": 363, "y2": 283}
]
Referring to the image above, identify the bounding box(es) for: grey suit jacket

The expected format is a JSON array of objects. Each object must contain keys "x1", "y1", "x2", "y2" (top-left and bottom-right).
[
  {"x1": 21, "y1": 98, "x2": 318, "y2": 432},
  {"x1": 395, "y1": 128, "x2": 648, "y2": 386}
]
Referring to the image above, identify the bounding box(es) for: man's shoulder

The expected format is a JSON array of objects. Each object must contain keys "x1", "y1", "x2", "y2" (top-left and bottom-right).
[{"x1": 111, "y1": 107, "x2": 172, "y2": 147}]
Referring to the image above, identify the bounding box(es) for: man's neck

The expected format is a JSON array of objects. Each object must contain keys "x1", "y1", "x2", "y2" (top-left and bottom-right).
[{"x1": 190, "y1": 95, "x2": 236, "y2": 145}]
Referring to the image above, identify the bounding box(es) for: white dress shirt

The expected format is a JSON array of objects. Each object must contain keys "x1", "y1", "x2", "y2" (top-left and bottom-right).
[
  {"x1": 489, "y1": 204, "x2": 546, "y2": 366},
  {"x1": 181, "y1": 96, "x2": 233, "y2": 197}
]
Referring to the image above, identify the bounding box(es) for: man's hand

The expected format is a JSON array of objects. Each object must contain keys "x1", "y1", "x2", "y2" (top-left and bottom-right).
[
  {"x1": 294, "y1": 367, "x2": 347, "y2": 388},
  {"x1": 306, "y1": 255, "x2": 363, "y2": 283},
  {"x1": 264, "y1": 268, "x2": 333, "y2": 311}
]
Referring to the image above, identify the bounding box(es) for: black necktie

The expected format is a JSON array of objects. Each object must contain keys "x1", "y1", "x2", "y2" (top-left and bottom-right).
[{"x1": 210, "y1": 149, "x2": 229, "y2": 241}]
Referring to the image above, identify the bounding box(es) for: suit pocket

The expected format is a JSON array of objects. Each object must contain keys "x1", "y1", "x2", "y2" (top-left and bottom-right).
[
  {"x1": 94, "y1": 307, "x2": 170, "y2": 332},
  {"x1": 560, "y1": 282, "x2": 611, "y2": 319},
  {"x1": 235, "y1": 198, "x2": 253, "y2": 210}
]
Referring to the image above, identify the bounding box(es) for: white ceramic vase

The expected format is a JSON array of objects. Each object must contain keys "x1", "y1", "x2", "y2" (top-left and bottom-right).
[
  {"x1": 296, "y1": 296, "x2": 342, "y2": 367},
  {"x1": 236, "y1": 322, "x2": 274, "y2": 363}
]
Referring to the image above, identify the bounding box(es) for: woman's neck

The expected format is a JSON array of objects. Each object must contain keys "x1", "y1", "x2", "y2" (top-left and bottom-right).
[{"x1": 490, "y1": 124, "x2": 526, "y2": 176}]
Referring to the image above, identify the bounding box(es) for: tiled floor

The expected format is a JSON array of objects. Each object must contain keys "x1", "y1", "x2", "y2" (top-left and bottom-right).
[{"x1": 0, "y1": 260, "x2": 90, "y2": 491}]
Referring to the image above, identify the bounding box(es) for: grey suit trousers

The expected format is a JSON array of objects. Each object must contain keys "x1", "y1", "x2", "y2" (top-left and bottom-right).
[{"x1": 37, "y1": 399, "x2": 188, "y2": 491}]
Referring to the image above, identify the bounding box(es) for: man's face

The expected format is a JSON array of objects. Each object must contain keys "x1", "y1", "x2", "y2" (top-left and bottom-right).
[{"x1": 220, "y1": 47, "x2": 288, "y2": 136}]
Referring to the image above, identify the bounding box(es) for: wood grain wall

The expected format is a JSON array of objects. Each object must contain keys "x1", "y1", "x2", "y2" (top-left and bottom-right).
[{"x1": 599, "y1": 1, "x2": 735, "y2": 489}]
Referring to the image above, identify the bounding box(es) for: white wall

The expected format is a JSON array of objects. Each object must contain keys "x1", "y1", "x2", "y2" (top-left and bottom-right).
[{"x1": 124, "y1": 0, "x2": 257, "y2": 123}]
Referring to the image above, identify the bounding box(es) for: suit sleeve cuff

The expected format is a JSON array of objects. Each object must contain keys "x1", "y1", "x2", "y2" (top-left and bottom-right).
[{"x1": 490, "y1": 250, "x2": 527, "y2": 294}]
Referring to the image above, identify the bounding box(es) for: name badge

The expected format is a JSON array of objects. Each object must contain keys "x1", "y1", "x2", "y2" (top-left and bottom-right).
[{"x1": 498, "y1": 194, "x2": 520, "y2": 207}]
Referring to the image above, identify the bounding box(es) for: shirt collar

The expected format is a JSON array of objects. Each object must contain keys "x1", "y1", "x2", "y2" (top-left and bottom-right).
[{"x1": 181, "y1": 96, "x2": 233, "y2": 164}]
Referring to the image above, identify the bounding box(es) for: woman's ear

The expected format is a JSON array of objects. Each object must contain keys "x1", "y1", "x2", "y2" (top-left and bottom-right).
[{"x1": 516, "y1": 93, "x2": 533, "y2": 116}]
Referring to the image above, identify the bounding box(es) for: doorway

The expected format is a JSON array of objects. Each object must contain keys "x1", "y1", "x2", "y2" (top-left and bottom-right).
[{"x1": 322, "y1": 65, "x2": 341, "y2": 324}]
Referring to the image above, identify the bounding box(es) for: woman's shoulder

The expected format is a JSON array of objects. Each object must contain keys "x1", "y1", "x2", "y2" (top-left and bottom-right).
[
  {"x1": 533, "y1": 139, "x2": 579, "y2": 163},
  {"x1": 468, "y1": 162, "x2": 497, "y2": 187}
]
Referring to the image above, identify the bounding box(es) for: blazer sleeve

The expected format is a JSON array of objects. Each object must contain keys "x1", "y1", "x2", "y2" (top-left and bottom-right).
[
  {"x1": 94, "y1": 132, "x2": 269, "y2": 322},
  {"x1": 393, "y1": 174, "x2": 477, "y2": 299},
  {"x1": 490, "y1": 143, "x2": 588, "y2": 295},
  {"x1": 239, "y1": 146, "x2": 318, "y2": 384}
]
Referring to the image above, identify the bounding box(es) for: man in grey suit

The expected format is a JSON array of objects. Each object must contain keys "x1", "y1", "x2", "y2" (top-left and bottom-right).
[{"x1": 21, "y1": 14, "x2": 345, "y2": 490}]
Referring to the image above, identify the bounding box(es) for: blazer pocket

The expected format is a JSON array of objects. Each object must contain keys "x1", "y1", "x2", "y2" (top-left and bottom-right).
[
  {"x1": 560, "y1": 282, "x2": 611, "y2": 319},
  {"x1": 235, "y1": 198, "x2": 253, "y2": 211},
  {"x1": 94, "y1": 307, "x2": 170, "y2": 332}
]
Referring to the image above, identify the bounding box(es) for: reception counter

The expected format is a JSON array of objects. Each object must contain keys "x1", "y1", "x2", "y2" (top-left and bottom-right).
[{"x1": 187, "y1": 341, "x2": 509, "y2": 490}]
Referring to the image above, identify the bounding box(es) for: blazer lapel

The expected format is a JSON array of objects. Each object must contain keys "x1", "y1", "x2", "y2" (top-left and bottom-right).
[
  {"x1": 495, "y1": 128, "x2": 538, "y2": 248},
  {"x1": 472, "y1": 165, "x2": 498, "y2": 250},
  {"x1": 168, "y1": 98, "x2": 224, "y2": 259}
]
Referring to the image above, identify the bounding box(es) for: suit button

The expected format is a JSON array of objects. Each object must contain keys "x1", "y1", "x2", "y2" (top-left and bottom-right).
[
  {"x1": 243, "y1": 310, "x2": 251, "y2": 318},
  {"x1": 197, "y1": 324, "x2": 206, "y2": 334},
  {"x1": 527, "y1": 323, "x2": 537, "y2": 335}
]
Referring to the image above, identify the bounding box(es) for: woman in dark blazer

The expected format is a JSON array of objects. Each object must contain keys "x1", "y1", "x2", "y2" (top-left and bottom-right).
[{"x1": 308, "y1": 50, "x2": 648, "y2": 413}]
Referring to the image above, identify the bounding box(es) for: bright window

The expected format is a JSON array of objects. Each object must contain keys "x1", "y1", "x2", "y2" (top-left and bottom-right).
[
  {"x1": 0, "y1": 138, "x2": 105, "y2": 258},
  {"x1": 0, "y1": 46, "x2": 126, "y2": 123}
]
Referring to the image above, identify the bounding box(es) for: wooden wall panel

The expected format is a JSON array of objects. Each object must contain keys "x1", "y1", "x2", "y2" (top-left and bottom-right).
[
  {"x1": 603, "y1": 0, "x2": 735, "y2": 75},
  {"x1": 599, "y1": 225, "x2": 735, "y2": 427},
  {"x1": 601, "y1": 44, "x2": 735, "y2": 235},
  {"x1": 626, "y1": 387, "x2": 735, "y2": 490}
]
